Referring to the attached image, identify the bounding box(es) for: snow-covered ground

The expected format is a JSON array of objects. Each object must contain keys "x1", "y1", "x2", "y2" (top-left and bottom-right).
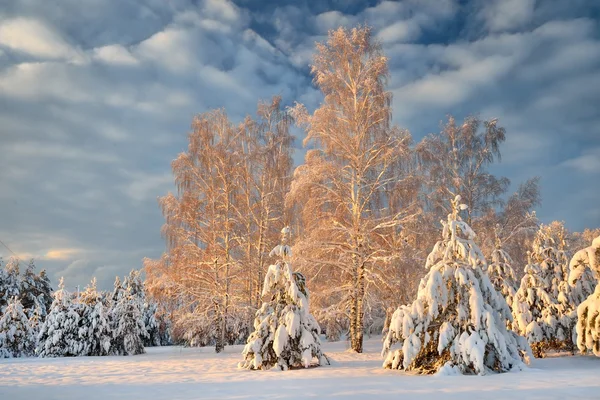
[{"x1": 1, "y1": 337, "x2": 599, "y2": 399}]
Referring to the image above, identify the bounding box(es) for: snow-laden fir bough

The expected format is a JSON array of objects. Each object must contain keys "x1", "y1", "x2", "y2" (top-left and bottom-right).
[
  {"x1": 382, "y1": 195, "x2": 530, "y2": 375},
  {"x1": 239, "y1": 227, "x2": 329, "y2": 370}
]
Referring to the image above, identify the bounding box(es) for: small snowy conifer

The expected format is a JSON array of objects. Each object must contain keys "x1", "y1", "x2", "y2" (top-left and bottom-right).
[
  {"x1": 0, "y1": 297, "x2": 34, "y2": 358},
  {"x1": 143, "y1": 301, "x2": 161, "y2": 347},
  {"x1": 568, "y1": 235, "x2": 600, "y2": 355},
  {"x1": 1, "y1": 257, "x2": 21, "y2": 312},
  {"x1": 240, "y1": 227, "x2": 329, "y2": 370},
  {"x1": 37, "y1": 277, "x2": 83, "y2": 357},
  {"x1": 512, "y1": 225, "x2": 574, "y2": 356},
  {"x1": 382, "y1": 196, "x2": 530, "y2": 375},
  {"x1": 487, "y1": 227, "x2": 518, "y2": 313},
  {"x1": 111, "y1": 286, "x2": 147, "y2": 356},
  {"x1": 78, "y1": 278, "x2": 112, "y2": 356}
]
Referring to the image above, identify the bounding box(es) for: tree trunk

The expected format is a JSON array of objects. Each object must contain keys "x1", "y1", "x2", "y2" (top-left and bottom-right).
[
  {"x1": 355, "y1": 259, "x2": 366, "y2": 353},
  {"x1": 349, "y1": 250, "x2": 360, "y2": 352}
]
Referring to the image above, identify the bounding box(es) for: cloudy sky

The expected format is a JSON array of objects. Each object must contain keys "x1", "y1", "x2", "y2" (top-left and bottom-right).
[{"x1": 1, "y1": 0, "x2": 599, "y2": 291}]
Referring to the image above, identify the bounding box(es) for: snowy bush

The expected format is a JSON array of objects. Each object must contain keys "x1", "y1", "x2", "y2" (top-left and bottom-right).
[
  {"x1": 239, "y1": 227, "x2": 329, "y2": 370},
  {"x1": 382, "y1": 196, "x2": 530, "y2": 375},
  {"x1": 568, "y1": 235, "x2": 600, "y2": 355},
  {"x1": 0, "y1": 297, "x2": 34, "y2": 358}
]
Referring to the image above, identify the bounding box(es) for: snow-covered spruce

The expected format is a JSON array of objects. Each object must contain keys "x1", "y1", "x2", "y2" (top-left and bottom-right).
[
  {"x1": 568, "y1": 235, "x2": 600, "y2": 355},
  {"x1": 78, "y1": 278, "x2": 112, "y2": 356},
  {"x1": 511, "y1": 226, "x2": 574, "y2": 357},
  {"x1": 110, "y1": 286, "x2": 147, "y2": 356},
  {"x1": 239, "y1": 227, "x2": 329, "y2": 370},
  {"x1": 0, "y1": 297, "x2": 35, "y2": 358},
  {"x1": 37, "y1": 278, "x2": 83, "y2": 357},
  {"x1": 143, "y1": 301, "x2": 161, "y2": 347},
  {"x1": 487, "y1": 233, "x2": 518, "y2": 313},
  {"x1": 28, "y1": 303, "x2": 45, "y2": 348},
  {"x1": 382, "y1": 196, "x2": 530, "y2": 375},
  {"x1": 0, "y1": 257, "x2": 21, "y2": 312},
  {"x1": 19, "y1": 260, "x2": 53, "y2": 318}
]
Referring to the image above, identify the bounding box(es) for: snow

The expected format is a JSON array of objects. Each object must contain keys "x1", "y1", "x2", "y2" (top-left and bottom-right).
[{"x1": 1, "y1": 337, "x2": 600, "y2": 399}]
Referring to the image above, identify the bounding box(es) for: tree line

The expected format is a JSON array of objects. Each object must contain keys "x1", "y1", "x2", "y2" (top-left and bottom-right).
[
  {"x1": 143, "y1": 25, "x2": 598, "y2": 355},
  {"x1": 0, "y1": 262, "x2": 168, "y2": 358}
]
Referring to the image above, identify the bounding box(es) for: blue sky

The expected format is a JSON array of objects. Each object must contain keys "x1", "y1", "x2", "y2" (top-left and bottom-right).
[{"x1": 1, "y1": 0, "x2": 599, "y2": 291}]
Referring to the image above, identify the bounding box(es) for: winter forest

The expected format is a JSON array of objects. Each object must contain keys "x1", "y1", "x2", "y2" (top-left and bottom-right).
[{"x1": 2, "y1": 21, "x2": 600, "y2": 398}]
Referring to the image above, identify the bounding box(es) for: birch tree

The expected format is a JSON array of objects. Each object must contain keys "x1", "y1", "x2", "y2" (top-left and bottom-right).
[
  {"x1": 238, "y1": 97, "x2": 294, "y2": 309},
  {"x1": 288, "y1": 26, "x2": 416, "y2": 352},
  {"x1": 416, "y1": 116, "x2": 509, "y2": 225},
  {"x1": 153, "y1": 109, "x2": 244, "y2": 352}
]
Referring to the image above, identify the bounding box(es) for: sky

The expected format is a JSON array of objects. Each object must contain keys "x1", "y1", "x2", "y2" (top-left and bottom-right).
[{"x1": 1, "y1": 0, "x2": 599, "y2": 291}]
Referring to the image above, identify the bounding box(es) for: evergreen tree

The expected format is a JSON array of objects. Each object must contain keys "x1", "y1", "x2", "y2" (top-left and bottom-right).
[
  {"x1": 382, "y1": 196, "x2": 530, "y2": 375},
  {"x1": 0, "y1": 297, "x2": 34, "y2": 358},
  {"x1": 37, "y1": 277, "x2": 82, "y2": 357},
  {"x1": 0, "y1": 258, "x2": 7, "y2": 311},
  {"x1": 19, "y1": 259, "x2": 38, "y2": 312},
  {"x1": 487, "y1": 228, "x2": 518, "y2": 314},
  {"x1": 111, "y1": 286, "x2": 147, "y2": 356},
  {"x1": 143, "y1": 301, "x2": 161, "y2": 347},
  {"x1": 1, "y1": 257, "x2": 21, "y2": 312},
  {"x1": 111, "y1": 276, "x2": 124, "y2": 304},
  {"x1": 78, "y1": 278, "x2": 112, "y2": 356},
  {"x1": 568, "y1": 235, "x2": 600, "y2": 355},
  {"x1": 512, "y1": 225, "x2": 573, "y2": 356},
  {"x1": 240, "y1": 227, "x2": 329, "y2": 370},
  {"x1": 35, "y1": 269, "x2": 53, "y2": 316},
  {"x1": 28, "y1": 303, "x2": 44, "y2": 348},
  {"x1": 19, "y1": 260, "x2": 52, "y2": 318}
]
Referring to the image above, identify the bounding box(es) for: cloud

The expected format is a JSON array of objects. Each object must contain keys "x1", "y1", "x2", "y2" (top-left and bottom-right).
[
  {"x1": 93, "y1": 44, "x2": 138, "y2": 66},
  {"x1": 562, "y1": 148, "x2": 600, "y2": 174},
  {"x1": 45, "y1": 248, "x2": 81, "y2": 260},
  {"x1": 0, "y1": 0, "x2": 599, "y2": 290},
  {"x1": 482, "y1": 0, "x2": 536, "y2": 32},
  {"x1": 0, "y1": 17, "x2": 75, "y2": 59}
]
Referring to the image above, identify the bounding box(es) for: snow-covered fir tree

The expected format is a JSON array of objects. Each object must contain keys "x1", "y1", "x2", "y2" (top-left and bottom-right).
[
  {"x1": 567, "y1": 235, "x2": 600, "y2": 355},
  {"x1": 19, "y1": 260, "x2": 53, "y2": 318},
  {"x1": 156, "y1": 310, "x2": 172, "y2": 346},
  {"x1": 111, "y1": 275, "x2": 124, "y2": 304},
  {"x1": 37, "y1": 278, "x2": 83, "y2": 357},
  {"x1": 36, "y1": 269, "x2": 54, "y2": 316},
  {"x1": 143, "y1": 300, "x2": 161, "y2": 347},
  {"x1": 19, "y1": 259, "x2": 38, "y2": 312},
  {"x1": 1, "y1": 257, "x2": 21, "y2": 312},
  {"x1": 78, "y1": 278, "x2": 112, "y2": 356},
  {"x1": 111, "y1": 286, "x2": 147, "y2": 356},
  {"x1": 487, "y1": 228, "x2": 518, "y2": 313},
  {"x1": 0, "y1": 296, "x2": 34, "y2": 358},
  {"x1": 240, "y1": 227, "x2": 329, "y2": 370},
  {"x1": 0, "y1": 259, "x2": 7, "y2": 311},
  {"x1": 28, "y1": 303, "x2": 44, "y2": 348},
  {"x1": 512, "y1": 225, "x2": 574, "y2": 356},
  {"x1": 382, "y1": 196, "x2": 530, "y2": 375}
]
